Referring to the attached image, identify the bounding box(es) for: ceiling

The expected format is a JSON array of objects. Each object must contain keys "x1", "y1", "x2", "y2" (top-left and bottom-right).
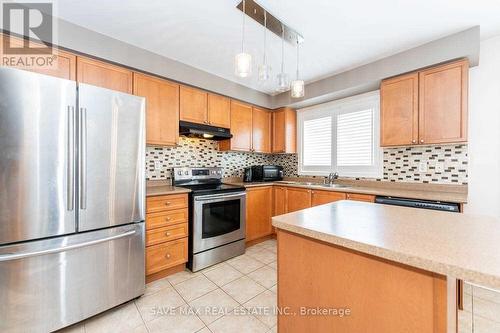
[{"x1": 55, "y1": 0, "x2": 500, "y2": 95}]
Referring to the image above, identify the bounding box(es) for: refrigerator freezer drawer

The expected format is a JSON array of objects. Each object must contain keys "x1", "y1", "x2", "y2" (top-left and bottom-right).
[{"x1": 0, "y1": 223, "x2": 145, "y2": 333}]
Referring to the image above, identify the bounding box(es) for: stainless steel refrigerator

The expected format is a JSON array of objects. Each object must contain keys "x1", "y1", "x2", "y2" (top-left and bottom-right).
[{"x1": 0, "y1": 68, "x2": 146, "y2": 332}]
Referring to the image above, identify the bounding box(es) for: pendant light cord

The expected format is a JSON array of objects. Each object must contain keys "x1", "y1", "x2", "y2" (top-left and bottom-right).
[
  {"x1": 281, "y1": 24, "x2": 285, "y2": 73},
  {"x1": 296, "y1": 40, "x2": 300, "y2": 79},
  {"x1": 241, "y1": 0, "x2": 246, "y2": 52},
  {"x1": 263, "y1": 11, "x2": 267, "y2": 64}
]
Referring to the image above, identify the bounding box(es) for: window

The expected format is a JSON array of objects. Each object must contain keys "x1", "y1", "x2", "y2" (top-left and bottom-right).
[{"x1": 297, "y1": 91, "x2": 382, "y2": 178}]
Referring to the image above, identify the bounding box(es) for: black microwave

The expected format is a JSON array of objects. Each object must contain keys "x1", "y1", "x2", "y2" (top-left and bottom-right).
[{"x1": 244, "y1": 165, "x2": 284, "y2": 182}]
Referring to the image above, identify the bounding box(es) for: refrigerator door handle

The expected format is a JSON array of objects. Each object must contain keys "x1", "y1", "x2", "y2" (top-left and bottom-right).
[
  {"x1": 0, "y1": 229, "x2": 136, "y2": 262},
  {"x1": 67, "y1": 105, "x2": 75, "y2": 211},
  {"x1": 79, "y1": 107, "x2": 87, "y2": 210}
]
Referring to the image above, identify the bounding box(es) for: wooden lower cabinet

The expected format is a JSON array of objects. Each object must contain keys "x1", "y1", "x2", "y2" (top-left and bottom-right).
[
  {"x1": 277, "y1": 230, "x2": 449, "y2": 332},
  {"x1": 246, "y1": 186, "x2": 273, "y2": 242},
  {"x1": 146, "y1": 238, "x2": 188, "y2": 275},
  {"x1": 286, "y1": 188, "x2": 312, "y2": 213},
  {"x1": 273, "y1": 186, "x2": 287, "y2": 216},
  {"x1": 146, "y1": 193, "x2": 188, "y2": 281},
  {"x1": 346, "y1": 193, "x2": 376, "y2": 202},
  {"x1": 311, "y1": 190, "x2": 346, "y2": 206}
]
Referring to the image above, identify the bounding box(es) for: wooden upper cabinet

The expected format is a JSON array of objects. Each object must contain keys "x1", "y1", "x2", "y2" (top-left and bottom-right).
[
  {"x1": 419, "y1": 59, "x2": 468, "y2": 145},
  {"x1": 273, "y1": 186, "x2": 287, "y2": 217},
  {"x1": 208, "y1": 93, "x2": 231, "y2": 128},
  {"x1": 179, "y1": 86, "x2": 208, "y2": 124},
  {"x1": 219, "y1": 100, "x2": 253, "y2": 151},
  {"x1": 381, "y1": 59, "x2": 469, "y2": 147},
  {"x1": 311, "y1": 190, "x2": 346, "y2": 207},
  {"x1": 133, "y1": 73, "x2": 179, "y2": 146},
  {"x1": 380, "y1": 73, "x2": 419, "y2": 147},
  {"x1": 286, "y1": 188, "x2": 311, "y2": 213},
  {"x1": 252, "y1": 107, "x2": 271, "y2": 153},
  {"x1": 0, "y1": 33, "x2": 76, "y2": 80},
  {"x1": 246, "y1": 186, "x2": 273, "y2": 242},
  {"x1": 77, "y1": 57, "x2": 132, "y2": 93},
  {"x1": 272, "y1": 107, "x2": 297, "y2": 153}
]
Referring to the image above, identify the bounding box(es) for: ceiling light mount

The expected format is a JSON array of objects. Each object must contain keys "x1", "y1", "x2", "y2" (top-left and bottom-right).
[{"x1": 236, "y1": 0, "x2": 304, "y2": 45}]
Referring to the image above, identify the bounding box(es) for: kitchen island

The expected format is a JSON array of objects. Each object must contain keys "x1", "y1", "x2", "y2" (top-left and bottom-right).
[{"x1": 272, "y1": 201, "x2": 500, "y2": 333}]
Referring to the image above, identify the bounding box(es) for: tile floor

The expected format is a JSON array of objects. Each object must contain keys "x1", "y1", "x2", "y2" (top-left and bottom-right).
[{"x1": 59, "y1": 239, "x2": 277, "y2": 333}]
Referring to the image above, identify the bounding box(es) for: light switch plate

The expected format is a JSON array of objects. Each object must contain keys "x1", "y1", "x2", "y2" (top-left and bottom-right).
[
  {"x1": 154, "y1": 161, "x2": 162, "y2": 170},
  {"x1": 418, "y1": 162, "x2": 428, "y2": 173},
  {"x1": 435, "y1": 163, "x2": 444, "y2": 173}
]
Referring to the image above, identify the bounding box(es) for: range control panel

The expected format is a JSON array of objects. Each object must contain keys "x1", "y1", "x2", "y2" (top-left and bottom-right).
[{"x1": 173, "y1": 167, "x2": 223, "y2": 181}]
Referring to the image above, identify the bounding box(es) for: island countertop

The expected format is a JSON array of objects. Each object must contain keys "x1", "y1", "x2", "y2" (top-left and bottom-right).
[{"x1": 272, "y1": 200, "x2": 500, "y2": 290}]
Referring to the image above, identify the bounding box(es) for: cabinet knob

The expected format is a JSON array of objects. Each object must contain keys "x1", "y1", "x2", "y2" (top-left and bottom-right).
[
  {"x1": 165, "y1": 202, "x2": 171, "y2": 206},
  {"x1": 165, "y1": 216, "x2": 171, "y2": 221},
  {"x1": 412, "y1": 139, "x2": 416, "y2": 144},
  {"x1": 165, "y1": 253, "x2": 171, "y2": 259},
  {"x1": 165, "y1": 232, "x2": 171, "y2": 237},
  {"x1": 420, "y1": 139, "x2": 424, "y2": 143}
]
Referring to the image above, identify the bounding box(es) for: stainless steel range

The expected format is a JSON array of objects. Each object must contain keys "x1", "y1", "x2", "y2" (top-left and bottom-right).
[{"x1": 173, "y1": 167, "x2": 246, "y2": 271}]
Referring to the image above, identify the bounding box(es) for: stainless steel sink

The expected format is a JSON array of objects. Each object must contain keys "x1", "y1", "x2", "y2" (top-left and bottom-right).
[{"x1": 317, "y1": 184, "x2": 349, "y2": 188}]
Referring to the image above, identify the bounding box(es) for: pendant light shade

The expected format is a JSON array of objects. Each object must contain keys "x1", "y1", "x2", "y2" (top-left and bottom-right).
[
  {"x1": 235, "y1": 53, "x2": 252, "y2": 78},
  {"x1": 291, "y1": 40, "x2": 304, "y2": 98},
  {"x1": 258, "y1": 11, "x2": 270, "y2": 81},
  {"x1": 276, "y1": 24, "x2": 289, "y2": 92},
  {"x1": 235, "y1": 0, "x2": 252, "y2": 78}
]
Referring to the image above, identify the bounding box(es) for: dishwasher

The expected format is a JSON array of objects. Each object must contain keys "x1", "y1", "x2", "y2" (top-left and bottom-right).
[{"x1": 374, "y1": 196, "x2": 460, "y2": 213}]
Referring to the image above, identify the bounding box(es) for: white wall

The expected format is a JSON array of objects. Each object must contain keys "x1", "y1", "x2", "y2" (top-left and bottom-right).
[{"x1": 465, "y1": 35, "x2": 500, "y2": 217}]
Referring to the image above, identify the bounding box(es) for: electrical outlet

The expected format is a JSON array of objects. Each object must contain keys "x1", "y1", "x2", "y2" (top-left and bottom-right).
[
  {"x1": 154, "y1": 161, "x2": 162, "y2": 170},
  {"x1": 418, "y1": 161, "x2": 428, "y2": 173},
  {"x1": 435, "y1": 162, "x2": 444, "y2": 173}
]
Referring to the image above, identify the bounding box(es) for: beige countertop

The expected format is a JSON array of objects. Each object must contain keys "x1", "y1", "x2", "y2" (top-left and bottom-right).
[
  {"x1": 146, "y1": 180, "x2": 191, "y2": 197},
  {"x1": 225, "y1": 178, "x2": 468, "y2": 203},
  {"x1": 272, "y1": 200, "x2": 500, "y2": 290}
]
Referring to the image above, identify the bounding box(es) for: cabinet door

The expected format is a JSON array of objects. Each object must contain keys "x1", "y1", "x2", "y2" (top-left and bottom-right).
[
  {"x1": 418, "y1": 59, "x2": 468, "y2": 144},
  {"x1": 179, "y1": 86, "x2": 208, "y2": 124},
  {"x1": 76, "y1": 57, "x2": 132, "y2": 93},
  {"x1": 346, "y1": 193, "x2": 376, "y2": 203},
  {"x1": 252, "y1": 107, "x2": 271, "y2": 153},
  {"x1": 311, "y1": 190, "x2": 346, "y2": 207},
  {"x1": 0, "y1": 34, "x2": 76, "y2": 80},
  {"x1": 246, "y1": 186, "x2": 273, "y2": 242},
  {"x1": 220, "y1": 100, "x2": 253, "y2": 151},
  {"x1": 208, "y1": 93, "x2": 230, "y2": 128},
  {"x1": 380, "y1": 73, "x2": 419, "y2": 147},
  {"x1": 273, "y1": 186, "x2": 287, "y2": 216},
  {"x1": 133, "y1": 73, "x2": 179, "y2": 146},
  {"x1": 272, "y1": 107, "x2": 296, "y2": 153},
  {"x1": 286, "y1": 188, "x2": 311, "y2": 213}
]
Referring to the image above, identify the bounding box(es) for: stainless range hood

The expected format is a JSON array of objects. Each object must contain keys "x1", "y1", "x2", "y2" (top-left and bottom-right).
[{"x1": 179, "y1": 121, "x2": 232, "y2": 140}]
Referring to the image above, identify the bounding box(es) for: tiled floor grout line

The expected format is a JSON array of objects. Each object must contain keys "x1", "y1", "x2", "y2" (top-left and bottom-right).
[{"x1": 133, "y1": 301, "x2": 150, "y2": 333}]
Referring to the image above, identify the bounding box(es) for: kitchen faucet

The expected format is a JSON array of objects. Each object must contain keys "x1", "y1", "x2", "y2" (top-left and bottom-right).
[{"x1": 326, "y1": 172, "x2": 339, "y2": 185}]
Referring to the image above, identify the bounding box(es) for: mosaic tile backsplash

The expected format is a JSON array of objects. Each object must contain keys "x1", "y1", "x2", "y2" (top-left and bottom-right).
[{"x1": 146, "y1": 137, "x2": 468, "y2": 185}]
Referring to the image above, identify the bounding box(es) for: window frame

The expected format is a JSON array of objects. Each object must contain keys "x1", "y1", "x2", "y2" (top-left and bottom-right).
[{"x1": 297, "y1": 90, "x2": 382, "y2": 178}]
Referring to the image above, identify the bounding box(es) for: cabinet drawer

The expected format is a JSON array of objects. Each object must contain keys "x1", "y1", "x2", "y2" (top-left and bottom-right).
[
  {"x1": 146, "y1": 208, "x2": 188, "y2": 230},
  {"x1": 146, "y1": 194, "x2": 188, "y2": 213},
  {"x1": 347, "y1": 193, "x2": 376, "y2": 202},
  {"x1": 146, "y1": 223, "x2": 188, "y2": 247},
  {"x1": 146, "y1": 238, "x2": 188, "y2": 275}
]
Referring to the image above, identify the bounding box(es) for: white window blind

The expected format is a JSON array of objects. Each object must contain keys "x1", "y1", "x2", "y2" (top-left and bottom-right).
[
  {"x1": 297, "y1": 91, "x2": 382, "y2": 178},
  {"x1": 337, "y1": 109, "x2": 373, "y2": 166},
  {"x1": 303, "y1": 116, "x2": 332, "y2": 166}
]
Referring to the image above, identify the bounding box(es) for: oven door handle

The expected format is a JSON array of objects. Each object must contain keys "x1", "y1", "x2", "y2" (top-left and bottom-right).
[{"x1": 194, "y1": 192, "x2": 246, "y2": 202}]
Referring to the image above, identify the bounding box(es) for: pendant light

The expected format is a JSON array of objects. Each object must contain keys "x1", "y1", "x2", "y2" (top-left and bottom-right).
[
  {"x1": 235, "y1": 0, "x2": 252, "y2": 78},
  {"x1": 276, "y1": 24, "x2": 289, "y2": 92},
  {"x1": 258, "y1": 11, "x2": 270, "y2": 81},
  {"x1": 290, "y1": 40, "x2": 304, "y2": 98}
]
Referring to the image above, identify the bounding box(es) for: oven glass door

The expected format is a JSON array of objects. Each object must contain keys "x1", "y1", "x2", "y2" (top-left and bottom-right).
[{"x1": 193, "y1": 192, "x2": 246, "y2": 253}]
